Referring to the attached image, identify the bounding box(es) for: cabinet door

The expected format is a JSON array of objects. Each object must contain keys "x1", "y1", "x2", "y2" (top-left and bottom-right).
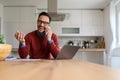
[
  {"x1": 3, "y1": 7, "x2": 36, "y2": 48},
  {"x1": 52, "y1": 10, "x2": 103, "y2": 36},
  {"x1": 4, "y1": 7, "x2": 20, "y2": 22},
  {"x1": 20, "y1": 7, "x2": 36, "y2": 22},
  {"x1": 53, "y1": 10, "x2": 82, "y2": 35},
  {"x1": 19, "y1": 7, "x2": 36, "y2": 34},
  {"x1": 59, "y1": 10, "x2": 82, "y2": 26},
  {"x1": 81, "y1": 10, "x2": 104, "y2": 36},
  {"x1": 73, "y1": 51, "x2": 104, "y2": 64}
]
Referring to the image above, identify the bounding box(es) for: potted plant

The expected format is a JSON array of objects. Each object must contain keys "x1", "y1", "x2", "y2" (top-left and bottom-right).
[
  {"x1": 0, "y1": 34, "x2": 5, "y2": 44},
  {"x1": 0, "y1": 34, "x2": 12, "y2": 60}
]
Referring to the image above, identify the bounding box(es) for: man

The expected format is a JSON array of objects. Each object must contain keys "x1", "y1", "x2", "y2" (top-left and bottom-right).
[{"x1": 15, "y1": 12, "x2": 60, "y2": 59}]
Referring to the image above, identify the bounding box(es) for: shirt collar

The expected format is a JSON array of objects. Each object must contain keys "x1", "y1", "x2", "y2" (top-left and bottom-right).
[{"x1": 36, "y1": 30, "x2": 47, "y2": 38}]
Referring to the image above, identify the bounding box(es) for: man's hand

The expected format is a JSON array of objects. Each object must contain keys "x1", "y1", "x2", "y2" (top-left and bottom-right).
[
  {"x1": 14, "y1": 30, "x2": 25, "y2": 44},
  {"x1": 45, "y1": 26, "x2": 52, "y2": 41}
]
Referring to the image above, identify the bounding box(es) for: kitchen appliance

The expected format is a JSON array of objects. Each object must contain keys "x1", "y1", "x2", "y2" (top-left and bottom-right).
[
  {"x1": 48, "y1": 0, "x2": 66, "y2": 21},
  {"x1": 67, "y1": 40, "x2": 74, "y2": 46}
]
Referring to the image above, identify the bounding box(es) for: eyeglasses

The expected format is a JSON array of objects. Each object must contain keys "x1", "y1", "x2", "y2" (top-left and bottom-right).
[{"x1": 37, "y1": 20, "x2": 49, "y2": 26}]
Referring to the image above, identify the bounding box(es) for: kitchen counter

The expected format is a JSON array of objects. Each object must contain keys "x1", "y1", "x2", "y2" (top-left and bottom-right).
[
  {"x1": 77, "y1": 48, "x2": 106, "y2": 65},
  {"x1": 12, "y1": 48, "x2": 18, "y2": 52},
  {"x1": 0, "y1": 59, "x2": 120, "y2": 80},
  {"x1": 12, "y1": 48, "x2": 106, "y2": 52},
  {"x1": 11, "y1": 48, "x2": 106, "y2": 64},
  {"x1": 78, "y1": 48, "x2": 106, "y2": 51}
]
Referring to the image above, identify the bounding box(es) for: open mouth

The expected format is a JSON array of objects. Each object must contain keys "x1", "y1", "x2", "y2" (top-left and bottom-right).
[{"x1": 38, "y1": 27, "x2": 45, "y2": 32}]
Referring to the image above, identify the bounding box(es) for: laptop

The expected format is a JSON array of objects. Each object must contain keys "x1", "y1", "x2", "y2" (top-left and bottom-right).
[{"x1": 56, "y1": 45, "x2": 80, "y2": 59}]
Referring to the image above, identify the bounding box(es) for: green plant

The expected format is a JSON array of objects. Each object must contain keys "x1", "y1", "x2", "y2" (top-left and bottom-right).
[{"x1": 0, "y1": 34, "x2": 5, "y2": 44}]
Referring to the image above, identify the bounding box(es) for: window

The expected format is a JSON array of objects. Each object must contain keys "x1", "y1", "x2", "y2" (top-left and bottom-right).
[{"x1": 116, "y1": 2, "x2": 120, "y2": 43}]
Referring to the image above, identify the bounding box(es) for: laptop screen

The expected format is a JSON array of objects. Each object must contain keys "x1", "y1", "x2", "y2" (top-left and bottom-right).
[{"x1": 56, "y1": 45, "x2": 80, "y2": 59}]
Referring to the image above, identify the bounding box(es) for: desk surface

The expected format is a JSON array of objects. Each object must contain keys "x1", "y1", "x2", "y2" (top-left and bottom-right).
[{"x1": 0, "y1": 59, "x2": 120, "y2": 80}]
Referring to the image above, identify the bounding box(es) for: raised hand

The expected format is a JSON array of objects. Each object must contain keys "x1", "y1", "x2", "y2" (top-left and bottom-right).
[
  {"x1": 45, "y1": 26, "x2": 52, "y2": 41},
  {"x1": 14, "y1": 30, "x2": 25, "y2": 44}
]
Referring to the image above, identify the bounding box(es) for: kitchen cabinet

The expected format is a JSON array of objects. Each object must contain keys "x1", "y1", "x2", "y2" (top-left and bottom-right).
[
  {"x1": 81, "y1": 10, "x2": 104, "y2": 36},
  {"x1": 50, "y1": 9, "x2": 104, "y2": 36},
  {"x1": 73, "y1": 48, "x2": 106, "y2": 65},
  {"x1": 58, "y1": 10, "x2": 82, "y2": 26},
  {"x1": 4, "y1": 7, "x2": 36, "y2": 24},
  {"x1": 4, "y1": 7, "x2": 20, "y2": 22},
  {"x1": 3, "y1": 6, "x2": 36, "y2": 48},
  {"x1": 49, "y1": 10, "x2": 82, "y2": 35},
  {"x1": 54, "y1": 10, "x2": 82, "y2": 35}
]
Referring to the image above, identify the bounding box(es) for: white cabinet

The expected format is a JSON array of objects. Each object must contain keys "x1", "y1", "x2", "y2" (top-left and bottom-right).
[
  {"x1": 20, "y1": 7, "x2": 36, "y2": 22},
  {"x1": 73, "y1": 49, "x2": 106, "y2": 65},
  {"x1": 50, "y1": 9, "x2": 104, "y2": 36},
  {"x1": 81, "y1": 10, "x2": 104, "y2": 36},
  {"x1": 50, "y1": 10, "x2": 82, "y2": 35},
  {"x1": 4, "y1": 7, "x2": 20, "y2": 22},
  {"x1": 59, "y1": 10, "x2": 82, "y2": 26},
  {"x1": 3, "y1": 6, "x2": 36, "y2": 48}
]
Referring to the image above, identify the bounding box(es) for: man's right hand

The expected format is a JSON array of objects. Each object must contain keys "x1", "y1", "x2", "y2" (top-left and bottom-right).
[{"x1": 14, "y1": 30, "x2": 25, "y2": 44}]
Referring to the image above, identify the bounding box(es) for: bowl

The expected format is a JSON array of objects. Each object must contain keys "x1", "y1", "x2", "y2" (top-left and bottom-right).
[{"x1": 0, "y1": 44, "x2": 12, "y2": 61}]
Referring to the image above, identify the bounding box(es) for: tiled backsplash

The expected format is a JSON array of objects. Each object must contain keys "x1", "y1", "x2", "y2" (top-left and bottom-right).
[{"x1": 58, "y1": 36, "x2": 102, "y2": 48}]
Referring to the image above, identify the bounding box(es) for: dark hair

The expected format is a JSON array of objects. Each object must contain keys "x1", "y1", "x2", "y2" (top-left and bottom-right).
[{"x1": 38, "y1": 12, "x2": 51, "y2": 23}]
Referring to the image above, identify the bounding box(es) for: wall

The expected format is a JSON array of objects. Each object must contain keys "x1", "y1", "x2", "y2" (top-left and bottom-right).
[{"x1": 0, "y1": 3, "x2": 3, "y2": 34}]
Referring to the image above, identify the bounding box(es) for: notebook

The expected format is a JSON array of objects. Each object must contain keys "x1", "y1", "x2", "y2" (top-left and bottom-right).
[{"x1": 56, "y1": 45, "x2": 80, "y2": 59}]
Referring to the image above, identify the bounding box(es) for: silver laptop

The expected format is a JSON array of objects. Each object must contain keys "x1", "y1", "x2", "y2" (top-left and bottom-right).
[{"x1": 56, "y1": 45, "x2": 80, "y2": 59}]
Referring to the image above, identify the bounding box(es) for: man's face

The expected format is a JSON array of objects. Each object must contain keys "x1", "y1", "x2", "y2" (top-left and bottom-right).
[{"x1": 37, "y1": 15, "x2": 49, "y2": 33}]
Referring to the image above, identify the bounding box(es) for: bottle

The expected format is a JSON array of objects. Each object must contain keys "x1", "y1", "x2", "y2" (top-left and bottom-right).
[{"x1": 100, "y1": 37, "x2": 105, "y2": 48}]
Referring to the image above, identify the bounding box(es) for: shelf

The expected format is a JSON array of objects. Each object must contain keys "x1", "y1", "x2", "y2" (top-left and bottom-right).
[
  {"x1": 78, "y1": 48, "x2": 106, "y2": 52},
  {"x1": 58, "y1": 34, "x2": 104, "y2": 37}
]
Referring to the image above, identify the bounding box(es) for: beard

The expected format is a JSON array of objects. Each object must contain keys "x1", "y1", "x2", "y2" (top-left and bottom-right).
[
  {"x1": 37, "y1": 26, "x2": 46, "y2": 37},
  {"x1": 38, "y1": 26, "x2": 45, "y2": 33}
]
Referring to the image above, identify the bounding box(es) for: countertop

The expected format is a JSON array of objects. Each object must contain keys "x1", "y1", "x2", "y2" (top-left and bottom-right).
[
  {"x1": 78, "y1": 48, "x2": 106, "y2": 51},
  {"x1": 0, "y1": 59, "x2": 120, "y2": 80},
  {"x1": 12, "y1": 48, "x2": 106, "y2": 52}
]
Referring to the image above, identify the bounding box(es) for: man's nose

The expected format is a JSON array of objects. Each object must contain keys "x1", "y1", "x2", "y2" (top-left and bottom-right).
[{"x1": 40, "y1": 22, "x2": 44, "y2": 26}]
